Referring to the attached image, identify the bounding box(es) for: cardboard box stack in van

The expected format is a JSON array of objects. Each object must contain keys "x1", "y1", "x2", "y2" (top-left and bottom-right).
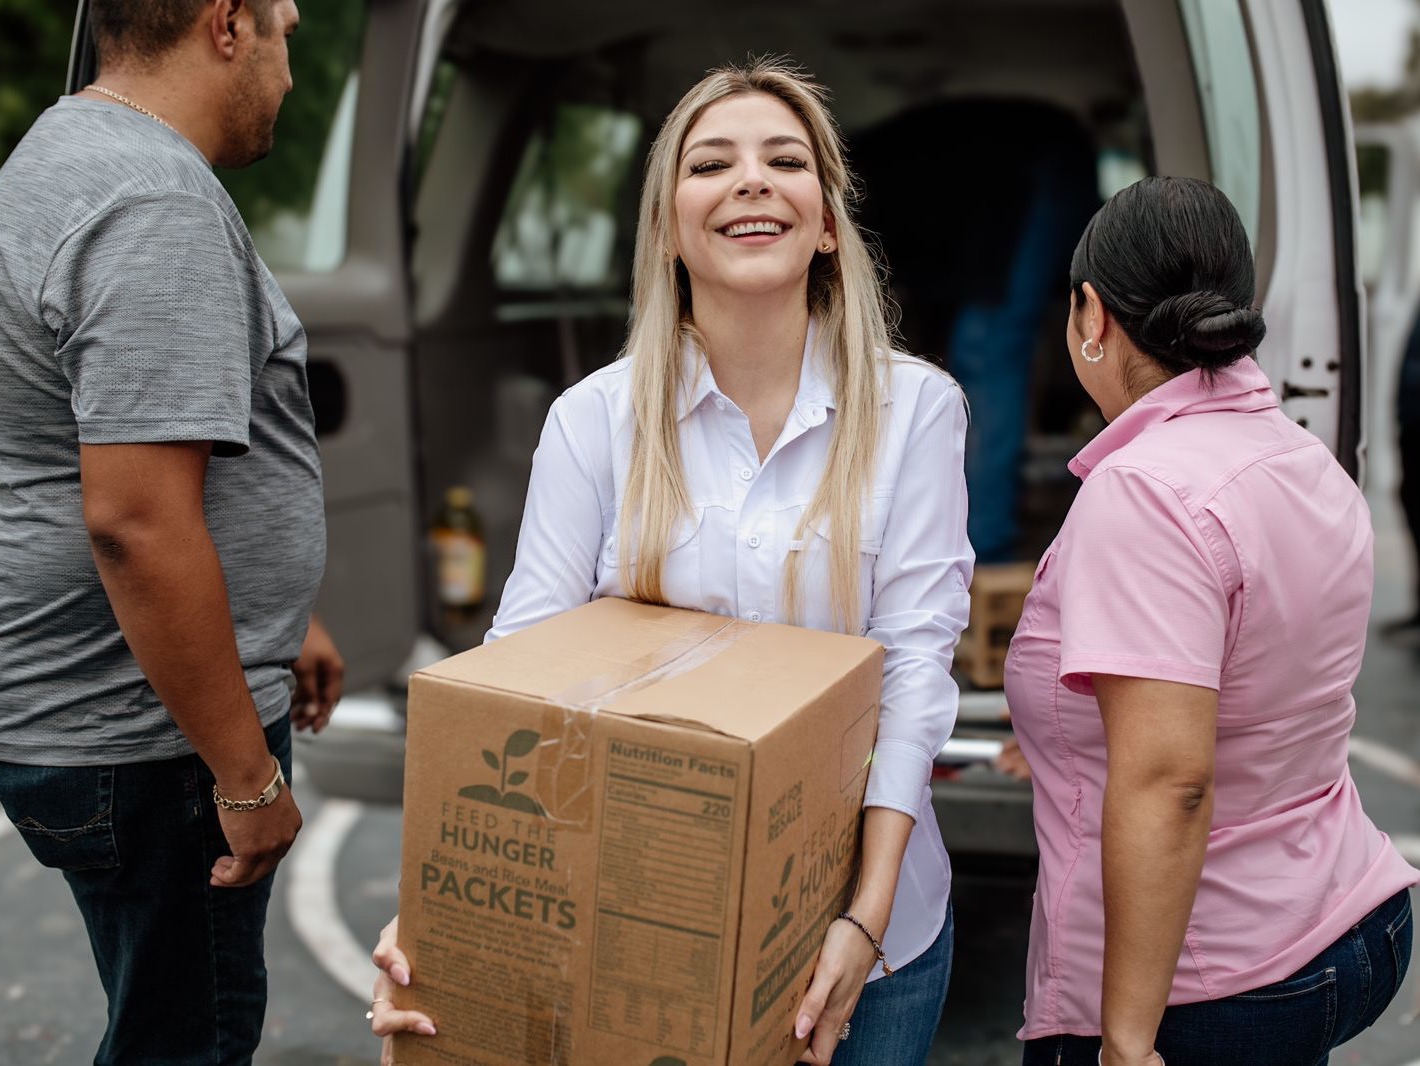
[
  {"x1": 393, "y1": 598, "x2": 883, "y2": 1066},
  {"x1": 955, "y1": 562, "x2": 1037, "y2": 689}
]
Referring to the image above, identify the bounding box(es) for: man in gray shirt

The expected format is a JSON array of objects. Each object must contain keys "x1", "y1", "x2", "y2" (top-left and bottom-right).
[{"x1": 0, "y1": 1, "x2": 341, "y2": 1061}]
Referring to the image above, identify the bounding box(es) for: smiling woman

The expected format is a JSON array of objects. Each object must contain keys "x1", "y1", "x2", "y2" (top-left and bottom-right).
[
  {"x1": 675, "y1": 97, "x2": 836, "y2": 309},
  {"x1": 370, "y1": 57, "x2": 972, "y2": 1066}
]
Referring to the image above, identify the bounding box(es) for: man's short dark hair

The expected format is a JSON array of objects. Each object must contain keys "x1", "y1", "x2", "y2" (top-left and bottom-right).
[{"x1": 91, "y1": 0, "x2": 272, "y2": 65}]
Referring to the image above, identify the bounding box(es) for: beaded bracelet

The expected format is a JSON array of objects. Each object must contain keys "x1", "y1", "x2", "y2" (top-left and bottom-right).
[{"x1": 836, "y1": 911, "x2": 894, "y2": 976}]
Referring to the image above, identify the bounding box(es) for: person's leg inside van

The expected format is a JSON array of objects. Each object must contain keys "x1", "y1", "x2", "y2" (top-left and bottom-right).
[{"x1": 947, "y1": 124, "x2": 1098, "y2": 564}]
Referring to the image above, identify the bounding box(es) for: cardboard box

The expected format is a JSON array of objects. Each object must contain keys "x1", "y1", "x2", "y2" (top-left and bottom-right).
[
  {"x1": 955, "y1": 562, "x2": 1037, "y2": 689},
  {"x1": 393, "y1": 598, "x2": 883, "y2": 1066}
]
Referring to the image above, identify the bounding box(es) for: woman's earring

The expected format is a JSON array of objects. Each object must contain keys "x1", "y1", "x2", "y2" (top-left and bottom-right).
[
  {"x1": 1081, "y1": 338, "x2": 1105, "y2": 363},
  {"x1": 821, "y1": 241, "x2": 832, "y2": 252}
]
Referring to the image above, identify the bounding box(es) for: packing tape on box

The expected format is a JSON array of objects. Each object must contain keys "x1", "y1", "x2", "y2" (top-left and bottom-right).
[
  {"x1": 550, "y1": 617, "x2": 744, "y2": 715},
  {"x1": 530, "y1": 617, "x2": 746, "y2": 830}
]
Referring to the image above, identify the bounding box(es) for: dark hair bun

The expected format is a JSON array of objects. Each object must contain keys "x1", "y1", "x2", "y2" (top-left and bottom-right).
[{"x1": 1139, "y1": 291, "x2": 1266, "y2": 369}]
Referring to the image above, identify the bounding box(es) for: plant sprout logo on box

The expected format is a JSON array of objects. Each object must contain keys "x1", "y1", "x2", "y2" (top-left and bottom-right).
[
  {"x1": 760, "y1": 854, "x2": 796, "y2": 950},
  {"x1": 458, "y1": 728, "x2": 545, "y2": 815}
]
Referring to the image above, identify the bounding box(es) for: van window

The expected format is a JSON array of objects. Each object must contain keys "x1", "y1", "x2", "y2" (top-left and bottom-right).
[
  {"x1": 1178, "y1": 0, "x2": 1262, "y2": 244},
  {"x1": 216, "y1": 0, "x2": 366, "y2": 273},
  {"x1": 491, "y1": 104, "x2": 642, "y2": 292}
]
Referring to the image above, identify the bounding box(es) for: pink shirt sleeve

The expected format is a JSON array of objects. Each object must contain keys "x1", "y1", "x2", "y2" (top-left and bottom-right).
[{"x1": 1057, "y1": 465, "x2": 1230, "y2": 695}]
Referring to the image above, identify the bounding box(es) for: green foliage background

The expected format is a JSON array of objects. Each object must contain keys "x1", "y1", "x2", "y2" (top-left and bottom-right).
[
  {"x1": 0, "y1": 0, "x2": 364, "y2": 230},
  {"x1": 0, "y1": 0, "x2": 78, "y2": 163},
  {"x1": 219, "y1": 0, "x2": 365, "y2": 229}
]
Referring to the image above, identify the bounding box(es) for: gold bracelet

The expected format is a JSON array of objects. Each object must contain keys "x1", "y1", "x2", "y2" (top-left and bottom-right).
[
  {"x1": 837, "y1": 911, "x2": 894, "y2": 975},
  {"x1": 213, "y1": 756, "x2": 285, "y2": 812}
]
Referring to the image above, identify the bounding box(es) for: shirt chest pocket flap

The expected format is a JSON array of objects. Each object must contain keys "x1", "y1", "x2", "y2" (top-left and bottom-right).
[
  {"x1": 787, "y1": 494, "x2": 890, "y2": 558},
  {"x1": 601, "y1": 506, "x2": 705, "y2": 569}
]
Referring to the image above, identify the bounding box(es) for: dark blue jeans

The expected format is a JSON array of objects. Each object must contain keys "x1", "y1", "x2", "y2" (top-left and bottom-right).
[
  {"x1": 0, "y1": 715, "x2": 292, "y2": 1066},
  {"x1": 1022, "y1": 888, "x2": 1414, "y2": 1066},
  {"x1": 950, "y1": 153, "x2": 1091, "y2": 564},
  {"x1": 831, "y1": 902, "x2": 954, "y2": 1066}
]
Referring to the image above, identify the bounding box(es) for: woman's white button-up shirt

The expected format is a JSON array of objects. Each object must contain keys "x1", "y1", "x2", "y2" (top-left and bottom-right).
[{"x1": 489, "y1": 327, "x2": 973, "y2": 976}]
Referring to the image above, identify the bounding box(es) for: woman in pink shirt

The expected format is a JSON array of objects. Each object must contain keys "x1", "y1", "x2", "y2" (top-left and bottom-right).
[{"x1": 1007, "y1": 176, "x2": 1418, "y2": 1066}]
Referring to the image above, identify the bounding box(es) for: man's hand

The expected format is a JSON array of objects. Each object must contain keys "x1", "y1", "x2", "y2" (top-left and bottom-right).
[
  {"x1": 293, "y1": 615, "x2": 344, "y2": 733},
  {"x1": 81, "y1": 439, "x2": 302, "y2": 888},
  {"x1": 211, "y1": 787, "x2": 302, "y2": 888}
]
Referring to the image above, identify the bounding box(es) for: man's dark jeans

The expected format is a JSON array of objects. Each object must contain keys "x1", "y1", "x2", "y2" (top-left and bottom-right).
[
  {"x1": 0, "y1": 715, "x2": 292, "y2": 1065},
  {"x1": 1023, "y1": 887, "x2": 1414, "y2": 1066}
]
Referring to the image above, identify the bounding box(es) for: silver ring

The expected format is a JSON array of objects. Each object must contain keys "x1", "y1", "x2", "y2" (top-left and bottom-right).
[
  {"x1": 838, "y1": 1020, "x2": 851, "y2": 1041},
  {"x1": 366, "y1": 997, "x2": 389, "y2": 1020}
]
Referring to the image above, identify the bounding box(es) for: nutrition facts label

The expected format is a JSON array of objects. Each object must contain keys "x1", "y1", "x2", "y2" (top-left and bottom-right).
[{"x1": 590, "y1": 738, "x2": 740, "y2": 1055}]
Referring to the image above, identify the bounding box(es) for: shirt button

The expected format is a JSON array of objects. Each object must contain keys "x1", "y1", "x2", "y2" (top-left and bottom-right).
[
  {"x1": 715, "y1": 398, "x2": 728, "y2": 411},
  {"x1": 739, "y1": 467, "x2": 753, "y2": 482},
  {"x1": 748, "y1": 611, "x2": 762, "y2": 623},
  {"x1": 747, "y1": 534, "x2": 761, "y2": 549}
]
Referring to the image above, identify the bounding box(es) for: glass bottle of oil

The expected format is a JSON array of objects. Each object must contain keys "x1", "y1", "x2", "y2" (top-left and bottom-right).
[{"x1": 430, "y1": 486, "x2": 485, "y2": 625}]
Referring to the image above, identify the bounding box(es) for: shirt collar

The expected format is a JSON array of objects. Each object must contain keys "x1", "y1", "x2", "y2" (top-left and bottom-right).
[
  {"x1": 678, "y1": 318, "x2": 836, "y2": 421},
  {"x1": 1069, "y1": 358, "x2": 1279, "y2": 480}
]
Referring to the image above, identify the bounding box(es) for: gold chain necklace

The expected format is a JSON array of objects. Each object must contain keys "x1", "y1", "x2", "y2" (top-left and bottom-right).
[{"x1": 83, "y1": 84, "x2": 177, "y2": 134}]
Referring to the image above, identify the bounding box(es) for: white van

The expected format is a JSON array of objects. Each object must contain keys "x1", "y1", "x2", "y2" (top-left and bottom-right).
[{"x1": 67, "y1": 0, "x2": 1368, "y2": 862}]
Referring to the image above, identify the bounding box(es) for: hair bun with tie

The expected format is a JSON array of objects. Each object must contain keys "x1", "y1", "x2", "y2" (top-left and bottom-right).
[{"x1": 1139, "y1": 292, "x2": 1267, "y2": 371}]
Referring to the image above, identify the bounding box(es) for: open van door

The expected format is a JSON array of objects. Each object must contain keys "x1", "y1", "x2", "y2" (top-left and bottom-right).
[
  {"x1": 1211, "y1": 0, "x2": 1365, "y2": 477},
  {"x1": 67, "y1": 0, "x2": 426, "y2": 695}
]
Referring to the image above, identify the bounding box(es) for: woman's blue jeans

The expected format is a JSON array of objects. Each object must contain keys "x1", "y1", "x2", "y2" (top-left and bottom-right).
[
  {"x1": 1022, "y1": 888, "x2": 1414, "y2": 1066},
  {"x1": 830, "y1": 901, "x2": 953, "y2": 1066},
  {"x1": 0, "y1": 715, "x2": 292, "y2": 1066}
]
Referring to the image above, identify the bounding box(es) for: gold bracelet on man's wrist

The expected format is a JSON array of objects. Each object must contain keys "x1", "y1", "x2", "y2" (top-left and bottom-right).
[{"x1": 213, "y1": 755, "x2": 285, "y2": 812}]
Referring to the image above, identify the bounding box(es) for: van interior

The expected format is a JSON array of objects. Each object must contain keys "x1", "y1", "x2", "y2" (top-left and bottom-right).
[{"x1": 403, "y1": 0, "x2": 1244, "y2": 660}]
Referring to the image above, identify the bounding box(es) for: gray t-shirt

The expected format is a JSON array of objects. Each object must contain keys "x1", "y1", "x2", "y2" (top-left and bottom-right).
[{"x1": 0, "y1": 97, "x2": 326, "y2": 764}]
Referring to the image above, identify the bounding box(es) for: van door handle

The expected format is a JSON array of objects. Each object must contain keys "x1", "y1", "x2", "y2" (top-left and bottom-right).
[{"x1": 1280, "y1": 381, "x2": 1330, "y2": 400}]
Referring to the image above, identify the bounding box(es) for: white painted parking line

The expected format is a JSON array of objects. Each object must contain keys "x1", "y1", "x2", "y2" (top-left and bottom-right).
[
  {"x1": 286, "y1": 798, "x2": 371, "y2": 1003},
  {"x1": 1348, "y1": 736, "x2": 1420, "y2": 790}
]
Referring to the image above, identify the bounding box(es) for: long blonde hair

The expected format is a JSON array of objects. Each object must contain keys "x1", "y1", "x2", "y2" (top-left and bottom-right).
[{"x1": 618, "y1": 57, "x2": 895, "y2": 631}]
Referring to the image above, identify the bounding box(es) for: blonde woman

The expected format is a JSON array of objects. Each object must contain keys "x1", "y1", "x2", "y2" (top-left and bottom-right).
[{"x1": 370, "y1": 58, "x2": 972, "y2": 1066}]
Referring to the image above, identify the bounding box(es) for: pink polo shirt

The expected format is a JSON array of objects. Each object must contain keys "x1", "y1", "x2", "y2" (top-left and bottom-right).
[{"x1": 1005, "y1": 359, "x2": 1420, "y2": 1039}]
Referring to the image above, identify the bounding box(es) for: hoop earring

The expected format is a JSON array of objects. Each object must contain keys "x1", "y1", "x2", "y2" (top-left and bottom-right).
[{"x1": 1081, "y1": 338, "x2": 1105, "y2": 364}]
